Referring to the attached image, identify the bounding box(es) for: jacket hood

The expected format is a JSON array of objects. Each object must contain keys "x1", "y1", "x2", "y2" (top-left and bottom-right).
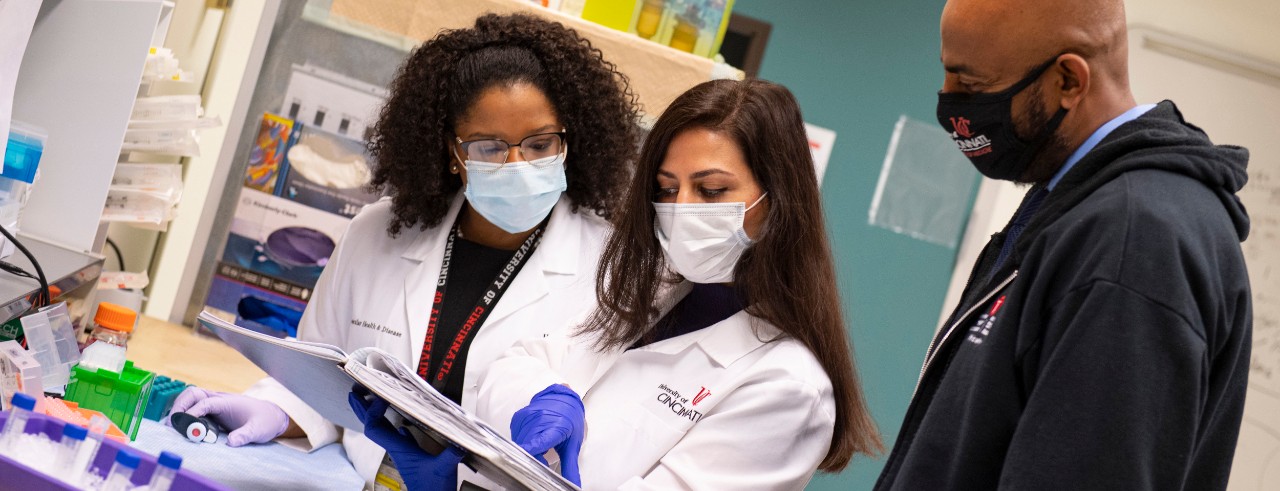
[{"x1": 1010, "y1": 100, "x2": 1251, "y2": 265}]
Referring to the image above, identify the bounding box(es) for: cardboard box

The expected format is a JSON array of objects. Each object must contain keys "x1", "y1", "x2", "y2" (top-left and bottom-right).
[
  {"x1": 243, "y1": 114, "x2": 299, "y2": 194},
  {"x1": 223, "y1": 187, "x2": 349, "y2": 288},
  {"x1": 328, "y1": 0, "x2": 743, "y2": 116},
  {"x1": 207, "y1": 186, "x2": 350, "y2": 337},
  {"x1": 278, "y1": 124, "x2": 379, "y2": 218},
  {"x1": 207, "y1": 107, "x2": 379, "y2": 338}
]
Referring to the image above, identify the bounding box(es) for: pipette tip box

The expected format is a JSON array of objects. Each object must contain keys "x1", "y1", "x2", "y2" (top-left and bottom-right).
[{"x1": 143, "y1": 375, "x2": 188, "y2": 422}]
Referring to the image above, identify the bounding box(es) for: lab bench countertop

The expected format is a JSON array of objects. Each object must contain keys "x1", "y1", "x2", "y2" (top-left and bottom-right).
[
  {"x1": 128, "y1": 315, "x2": 267, "y2": 392},
  {"x1": 126, "y1": 316, "x2": 365, "y2": 489}
]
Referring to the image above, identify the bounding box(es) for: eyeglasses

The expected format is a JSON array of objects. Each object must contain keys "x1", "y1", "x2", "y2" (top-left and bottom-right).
[{"x1": 455, "y1": 131, "x2": 567, "y2": 166}]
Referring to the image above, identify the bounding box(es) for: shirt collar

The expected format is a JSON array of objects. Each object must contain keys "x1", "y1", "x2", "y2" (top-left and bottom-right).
[
  {"x1": 1048, "y1": 104, "x2": 1157, "y2": 191},
  {"x1": 696, "y1": 311, "x2": 781, "y2": 367},
  {"x1": 633, "y1": 310, "x2": 778, "y2": 367}
]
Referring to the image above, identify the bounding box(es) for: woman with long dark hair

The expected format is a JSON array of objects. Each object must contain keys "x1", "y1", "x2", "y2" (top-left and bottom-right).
[
  {"x1": 477, "y1": 78, "x2": 883, "y2": 489},
  {"x1": 172, "y1": 13, "x2": 639, "y2": 489}
]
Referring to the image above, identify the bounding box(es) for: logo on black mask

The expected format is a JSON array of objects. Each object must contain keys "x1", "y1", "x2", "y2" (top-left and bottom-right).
[{"x1": 937, "y1": 56, "x2": 1069, "y2": 181}]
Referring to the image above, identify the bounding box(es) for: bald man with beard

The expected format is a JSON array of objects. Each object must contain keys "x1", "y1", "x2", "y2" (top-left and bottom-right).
[{"x1": 875, "y1": 1, "x2": 1252, "y2": 489}]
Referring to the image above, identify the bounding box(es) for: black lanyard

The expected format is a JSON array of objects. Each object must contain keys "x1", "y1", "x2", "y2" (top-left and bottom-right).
[{"x1": 415, "y1": 223, "x2": 545, "y2": 391}]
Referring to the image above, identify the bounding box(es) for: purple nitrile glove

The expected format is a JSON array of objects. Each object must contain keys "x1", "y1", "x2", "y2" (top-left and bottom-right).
[
  {"x1": 168, "y1": 386, "x2": 291, "y2": 447},
  {"x1": 510, "y1": 384, "x2": 584, "y2": 486},
  {"x1": 348, "y1": 385, "x2": 464, "y2": 491}
]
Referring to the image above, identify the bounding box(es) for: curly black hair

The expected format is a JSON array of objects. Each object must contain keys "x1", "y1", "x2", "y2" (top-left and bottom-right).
[{"x1": 368, "y1": 13, "x2": 641, "y2": 236}]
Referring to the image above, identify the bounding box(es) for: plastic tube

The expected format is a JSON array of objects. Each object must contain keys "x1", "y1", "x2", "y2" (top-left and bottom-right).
[
  {"x1": 102, "y1": 449, "x2": 140, "y2": 491},
  {"x1": 71, "y1": 414, "x2": 110, "y2": 484},
  {"x1": 58, "y1": 423, "x2": 88, "y2": 481},
  {"x1": 1, "y1": 393, "x2": 37, "y2": 451},
  {"x1": 148, "y1": 451, "x2": 183, "y2": 491}
]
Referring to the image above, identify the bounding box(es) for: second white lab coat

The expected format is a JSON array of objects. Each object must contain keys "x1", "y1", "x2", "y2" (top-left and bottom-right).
[
  {"x1": 476, "y1": 284, "x2": 838, "y2": 490},
  {"x1": 246, "y1": 193, "x2": 610, "y2": 484}
]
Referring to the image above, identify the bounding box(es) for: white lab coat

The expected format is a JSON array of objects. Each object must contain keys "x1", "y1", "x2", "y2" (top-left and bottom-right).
[
  {"x1": 476, "y1": 284, "x2": 837, "y2": 490},
  {"x1": 245, "y1": 193, "x2": 610, "y2": 485}
]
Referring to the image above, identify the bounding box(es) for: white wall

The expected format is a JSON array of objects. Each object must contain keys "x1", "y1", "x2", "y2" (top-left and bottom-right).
[
  {"x1": 1127, "y1": 0, "x2": 1280, "y2": 63},
  {"x1": 1123, "y1": 29, "x2": 1280, "y2": 489}
]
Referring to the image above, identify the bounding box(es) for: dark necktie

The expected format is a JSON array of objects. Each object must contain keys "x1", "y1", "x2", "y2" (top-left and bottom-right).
[{"x1": 990, "y1": 187, "x2": 1049, "y2": 274}]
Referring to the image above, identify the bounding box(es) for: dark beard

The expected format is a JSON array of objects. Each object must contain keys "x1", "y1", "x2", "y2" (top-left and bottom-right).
[{"x1": 1013, "y1": 84, "x2": 1072, "y2": 185}]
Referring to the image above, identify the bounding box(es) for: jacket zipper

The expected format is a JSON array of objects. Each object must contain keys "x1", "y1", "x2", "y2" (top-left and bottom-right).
[{"x1": 912, "y1": 270, "x2": 1019, "y2": 396}]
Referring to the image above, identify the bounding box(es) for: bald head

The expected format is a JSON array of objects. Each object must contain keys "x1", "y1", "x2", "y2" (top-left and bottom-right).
[{"x1": 941, "y1": 0, "x2": 1128, "y2": 92}]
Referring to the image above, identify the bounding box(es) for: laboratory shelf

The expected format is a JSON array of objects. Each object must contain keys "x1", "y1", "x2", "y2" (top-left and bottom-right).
[{"x1": 0, "y1": 233, "x2": 104, "y2": 323}]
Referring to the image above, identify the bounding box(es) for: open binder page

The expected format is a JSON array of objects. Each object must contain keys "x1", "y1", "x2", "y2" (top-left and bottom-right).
[
  {"x1": 195, "y1": 311, "x2": 365, "y2": 432},
  {"x1": 345, "y1": 349, "x2": 580, "y2": 491}
]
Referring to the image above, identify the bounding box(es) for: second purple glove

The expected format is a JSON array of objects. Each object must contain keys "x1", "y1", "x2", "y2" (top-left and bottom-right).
[
  {"x1": 510, "y1": 384, "x2": 585, "y2": 486},
  {"x1": 169, "y1": 387, "x2": 291, "y2": 447}
]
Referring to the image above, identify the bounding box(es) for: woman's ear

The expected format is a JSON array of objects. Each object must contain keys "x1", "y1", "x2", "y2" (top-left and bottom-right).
[{"x1": 449, "y1": 141, "x2": 463, "y2": 175}]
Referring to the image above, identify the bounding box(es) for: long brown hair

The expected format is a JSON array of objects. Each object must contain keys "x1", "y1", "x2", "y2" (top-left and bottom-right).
[{"x1": 582, "y1": 79, "x2": 883, "y2": 470}]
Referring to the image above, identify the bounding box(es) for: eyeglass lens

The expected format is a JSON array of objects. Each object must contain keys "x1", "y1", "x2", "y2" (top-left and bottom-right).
[{"x1": 463, "y1": 133, "x2": 563, "y2": 164}]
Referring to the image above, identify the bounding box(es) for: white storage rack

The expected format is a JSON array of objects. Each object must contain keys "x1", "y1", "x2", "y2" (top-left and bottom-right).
[{"x1": 2, "y1": 0, "x2": 174, "y2": 322}]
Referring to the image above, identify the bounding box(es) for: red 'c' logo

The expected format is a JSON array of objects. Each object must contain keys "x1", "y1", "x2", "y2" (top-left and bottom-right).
[
  {"x1": 950, "y1": 117, "x2": 974, "y2": 138},
  {"x1": 693, "y1": 387, "x2": 711, "y2": 406}
]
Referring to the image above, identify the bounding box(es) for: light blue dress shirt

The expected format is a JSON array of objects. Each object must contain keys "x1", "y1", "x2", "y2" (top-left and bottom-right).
[{"x1": 1048, "y1": 104, "x2": 1158, "y2": 190}]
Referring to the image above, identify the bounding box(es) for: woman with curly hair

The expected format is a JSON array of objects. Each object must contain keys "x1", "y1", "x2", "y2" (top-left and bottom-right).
[{"x1": 170, "y1": 12, "x2": 639, "y2": 488}]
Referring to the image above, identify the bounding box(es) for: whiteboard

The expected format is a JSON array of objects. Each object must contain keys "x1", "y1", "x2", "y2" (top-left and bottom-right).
[{"x1": 1128, "y1": 28, "x2": 1280, "y2": 490}]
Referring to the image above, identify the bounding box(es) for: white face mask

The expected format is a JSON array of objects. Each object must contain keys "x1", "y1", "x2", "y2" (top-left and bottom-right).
[
  {"x1": 463, "y1": 150, "x2": 567, "y2": 233},
  {"x1": 653, "y1": 193, "x2": 768, "y2": 283}
]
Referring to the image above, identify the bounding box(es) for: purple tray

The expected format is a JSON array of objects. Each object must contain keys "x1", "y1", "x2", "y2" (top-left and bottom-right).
[{"x1": 0, "y1": 411, "x2": 230, "y2": 491}]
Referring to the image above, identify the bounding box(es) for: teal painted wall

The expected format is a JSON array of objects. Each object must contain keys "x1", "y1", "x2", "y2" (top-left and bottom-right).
[{"x1": 731, "y1": 1, "x2": 958, "y2": 489}]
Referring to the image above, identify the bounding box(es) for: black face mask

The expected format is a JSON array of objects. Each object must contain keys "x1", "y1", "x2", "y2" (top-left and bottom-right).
[{"x1": 937, "y1": 57, "x2": 1069, "y2": 181}]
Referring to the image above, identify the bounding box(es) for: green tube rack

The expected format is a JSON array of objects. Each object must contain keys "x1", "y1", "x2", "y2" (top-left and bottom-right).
[{"x1": 64, "y1": 360, "x2": 155, "y2": 440}]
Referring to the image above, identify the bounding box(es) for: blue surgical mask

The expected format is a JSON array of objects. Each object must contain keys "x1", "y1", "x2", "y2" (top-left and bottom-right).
[{"x1": 462, "y1": 150, "x2": 568, "y2": 233}]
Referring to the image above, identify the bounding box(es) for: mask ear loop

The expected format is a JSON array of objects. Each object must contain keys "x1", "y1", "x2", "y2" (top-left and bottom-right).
[
  {"x1": 994, "y1": 55, "x2": 1063, "y2": 99},
  {"x1": 737, "y1": 192, "x2": 770, "y2": 245}
]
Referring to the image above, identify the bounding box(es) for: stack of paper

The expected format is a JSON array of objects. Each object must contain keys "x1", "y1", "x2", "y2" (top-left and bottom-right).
[{"x1": 196, "y1": 311, "x2": 579, "y2": 491}]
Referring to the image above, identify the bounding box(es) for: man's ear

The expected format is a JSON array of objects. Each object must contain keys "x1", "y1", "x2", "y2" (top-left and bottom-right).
[{"x1": 1054, "y1": 53, "x2": 1091, "y2": 110}]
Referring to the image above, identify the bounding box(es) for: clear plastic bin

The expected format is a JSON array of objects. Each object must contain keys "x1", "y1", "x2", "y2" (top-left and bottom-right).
[
  {"x1": 130, "y1": 95, "x2": 203, "y2": 122},
  {"x1": 111, "y1": 163, "x2": 184, "y2": 203},
  {"x1": 3, "y1": 121, "x2": 47, "y2": 184},
  {"x1": 102, "y1": 188, "x2": 177, "y2": 226},
  {"x1": 18, "y1": 303, "x2": 81, "y2": 389}
]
